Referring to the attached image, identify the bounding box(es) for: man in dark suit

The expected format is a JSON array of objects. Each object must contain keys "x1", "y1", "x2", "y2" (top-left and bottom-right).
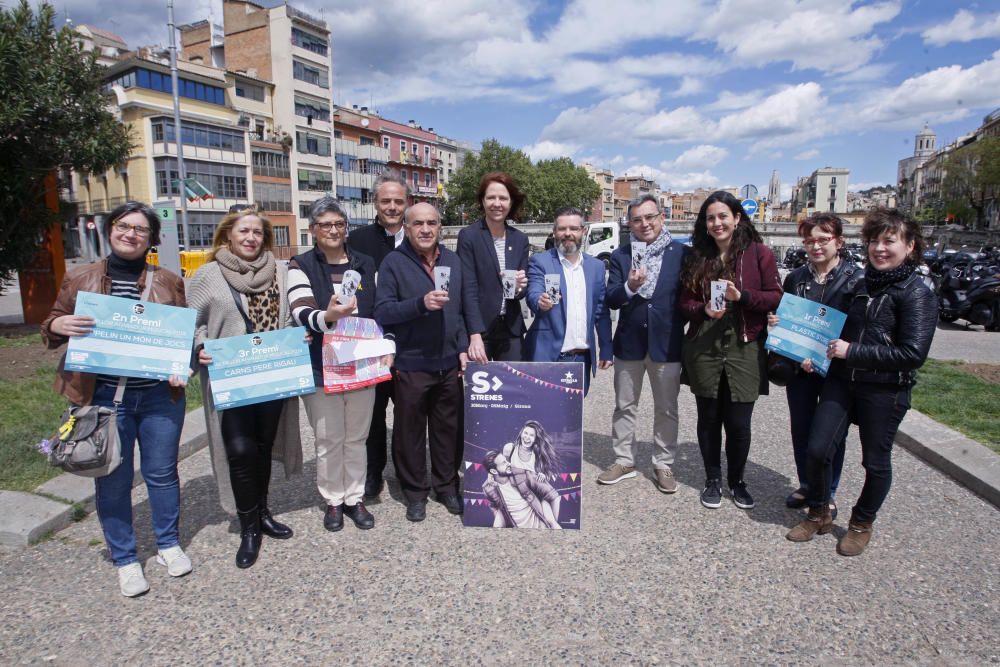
[
  {"x1": 458, "y1": 172, "x2": 530, "y2": 362},
  {"x1": 596, "y1": 194, "x2": 688, "y2": 493},
  {"x1": 524, "y1": 207, "x2": 612, "y2": 395},
  {"x1": 346, "y1": 172, "x2": 409, "y2": 499}
]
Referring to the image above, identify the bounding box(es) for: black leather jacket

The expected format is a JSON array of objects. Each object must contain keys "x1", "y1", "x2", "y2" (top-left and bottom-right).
[
  {"x1": 782, "y1": 259, "x2": 863, "y2": 312},
  {"x1": 833, "y1": 270, "x2": 938, "y2": 386}
]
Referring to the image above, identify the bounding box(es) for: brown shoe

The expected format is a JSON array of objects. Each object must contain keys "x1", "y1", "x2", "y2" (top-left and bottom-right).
[
  {"x1": 785, "y1": 505, "x2": 833, "y2": 542},
  {"x1": 654, "y1": 468, "x2": 677, "y2": 494},
  {"x1": 597, "y1": 463, "x2": 637, "y2": 485},
  {"x1": 837, "y1": 519, "x2": 874, "y2": 556}
]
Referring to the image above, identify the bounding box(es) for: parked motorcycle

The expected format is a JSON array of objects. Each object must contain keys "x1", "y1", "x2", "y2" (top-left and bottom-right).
[{"x1": 937, "y1": 254, "x2": 1000, "y2": 330}]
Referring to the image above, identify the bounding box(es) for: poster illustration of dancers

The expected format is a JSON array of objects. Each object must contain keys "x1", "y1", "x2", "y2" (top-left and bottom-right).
[{"x1": 462, "y1": 361, "x2": 584, "y2": 530}]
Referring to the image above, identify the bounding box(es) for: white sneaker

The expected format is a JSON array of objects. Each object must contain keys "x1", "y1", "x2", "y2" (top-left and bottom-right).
[
  {"x1": 117, "y1": 562, "x2": 150, "y2": 597},
  {"x1": 156, "y1": 545, "x2": 193, "y2": 577}
]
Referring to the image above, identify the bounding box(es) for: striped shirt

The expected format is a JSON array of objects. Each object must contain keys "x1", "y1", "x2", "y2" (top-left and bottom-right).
[
  {"x1": 287, "y1": 263, "x2": 354, "y2": 333},
  {"x1": 494, "y1": 235, "x2": 506, "y2": 315}
]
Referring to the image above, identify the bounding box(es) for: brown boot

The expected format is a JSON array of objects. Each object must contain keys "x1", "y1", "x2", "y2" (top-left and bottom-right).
[
  {"x1": 837, "y1": 519, "x2": 874, "y2": 556},
  {"x1": 785, "y1": 505, "x2": 833, "y2": 542}
]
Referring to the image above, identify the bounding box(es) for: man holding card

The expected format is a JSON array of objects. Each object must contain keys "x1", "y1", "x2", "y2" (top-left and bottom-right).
[
  {"x1": 597, "y1": 195, "x2": 688, "y2": 492},
  {"x1": 525, "y1": 207, "x2": 612, "y2": 395},
  {"x1": 374, "y1": 203, "x2": 471, "y2": 522}
]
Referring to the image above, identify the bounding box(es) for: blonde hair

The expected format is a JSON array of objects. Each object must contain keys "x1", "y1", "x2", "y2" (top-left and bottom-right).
[{"x1": 209, "y1": 208, "x2": 274, "y2": 261}]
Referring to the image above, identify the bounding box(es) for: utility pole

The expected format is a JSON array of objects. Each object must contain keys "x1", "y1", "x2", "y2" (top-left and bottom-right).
[{"x1": 167, "y1": 0, "x2": 191, "y2": 248}]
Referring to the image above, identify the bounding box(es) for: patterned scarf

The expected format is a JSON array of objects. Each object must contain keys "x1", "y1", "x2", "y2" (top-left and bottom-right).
[
  {"x1": 865, "y1": 262, "x2": 914, "y2": 293},
  {"x1": 214, "y1": 247, "x2": 276, "y2": 294},
  {"x1": 631, "y1": 227, "x2": 673, "y2": 299}
]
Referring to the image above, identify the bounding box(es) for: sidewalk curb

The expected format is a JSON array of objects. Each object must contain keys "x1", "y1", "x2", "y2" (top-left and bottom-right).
[
  {"x1": 895, "y1": 410, "x2": 1000, "y2": 509},
  {"x1": 0, "y1": 409, "x2": 207, "y2": 546}
]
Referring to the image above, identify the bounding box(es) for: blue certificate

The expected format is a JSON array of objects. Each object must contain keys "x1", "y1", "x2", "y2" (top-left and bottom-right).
[
  {"x1": 765, "y1": 294, "x2": 847, "y2": 376},
  {"x1": 203, "y1": 327, "x2": 315, "y2": 410},
  {"x1": 66, "y1": 291, "x2": 196, "y2": 380}
]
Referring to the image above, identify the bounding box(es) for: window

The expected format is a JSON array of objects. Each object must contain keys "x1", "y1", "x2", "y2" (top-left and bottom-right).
[
  {"x1": 294, "y1": 96, "x2": 330, "y2": 122},
  {"x1": 425, "y1": 173, "x2": 431, "y2": 187},
  {"x1": 154, "y1": 157, "x2": 247, "y2": 199},
  {"x1": 292, "y1": 59, "x2": 329, "y2": 88},
  {"x1": 831, "y1": 177, "x2": 837, "y2": 185},
  {"x1": 412, "y1": 172, "x2": 418, "y2": 188},
  {"x1": 300, "y1": 232, "x2": 310, "y2": 245},
  {"x1": 360, "y1": 136, "x2": 374, "y2": 146},
  {"x1": 255, "y1": 182, "x2": 292, "y2": 213},
  {"x1": 400, "y1": 170, "x2": 407, "y2": 182},
  {"x1": 830, "y1": 188, "x2": 836, "y2": 198},
  {"x1": 382, "y1": 137, "x2": 390, "y2": 150},
  {"x1": 107, "y1": 68, "x2": 225, "y2": 104},
  {"x1": 235, "y1": 81, "x2": 265, "y2": 102},
  {"x1": 150, "y1": 118, "x2": 245, "y2": 152},
  {"x1": 589, "y1": 228, "x2": 612, "y2": 244},
  {"x1": 297, "y1": 168, "x2": 333, "y2": 192},
  {"x1": 399, "y1": 140, "x2": 405, "y2": 153},
  {"x1": 272, "y1": 226, "x2": 290, "y2": 247},
  {"x1": 424, "y1": 145, "x2": 430, "y2": 165},
  {"x1": 296, "y1": 131, "x2": 331, "y2": 156},
  {"x1": 176, "y1": 211, "x2": 227, "y2": 248},
  {"x1": 291, "y1": 27, "x2": 327, "y2": 56},
  {"x1": 299, "y1": 203, "x2": 311, "y2": 219},
  {"x1": 334, "y1": 130, "x2": 343, "y2": 139},
  {"x1": 251, "y1": 150, "x2": 289, "y2": 178}
]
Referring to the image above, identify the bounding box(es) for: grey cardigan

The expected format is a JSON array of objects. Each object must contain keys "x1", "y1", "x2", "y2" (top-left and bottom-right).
[{"x1": 187, "y1": 260, "x2": 304, "y2": 515}]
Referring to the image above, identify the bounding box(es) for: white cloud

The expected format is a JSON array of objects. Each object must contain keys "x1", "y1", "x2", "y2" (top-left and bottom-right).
[
  {"x1": 716, "y1": 83, "x2": 826, "y2": 140},
  {"x1": 634, "y1": 106, "x2": 712, "y2": 142},
  {"x1": 523, "y1": 140, "x2": 580, "y2": 161},
  {"x1": 794, "y1": 149, "x2": 820, "y2": 160},
  {"x1": 672, "y1": 144, "x2": 729, "y2": 169},
  {"x1": 674, "y1": 76, "x2": 705, "y2": 97},
  {"x1": 923, "y1": 10, "x2": 1000, "y2": 46},
  {"x1": 856, "y1": 50, "x2": 1000, "y2": 127},
  {"x1": 621, "y1": 164, "x2": 721, "y2": 192},
  {"x1": 707, "y1": 90, "x2": 759, "y2": 112}
]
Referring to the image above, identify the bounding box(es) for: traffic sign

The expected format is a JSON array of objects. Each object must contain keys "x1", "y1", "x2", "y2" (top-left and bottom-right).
[
  {"x1": 741, "y1": 199, "x2": 759, "y2": 218},
  {"x1": 152, "y1": 200, "x2": 181, "y2": 275},
  {"x1": 739, "y1": 184, "x2": 759, "y2": 200}
]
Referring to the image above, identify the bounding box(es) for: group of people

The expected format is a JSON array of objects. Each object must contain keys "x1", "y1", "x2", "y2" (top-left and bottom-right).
[{"x1": 42, "y1": 170, "x2": 937, "y2": 598}]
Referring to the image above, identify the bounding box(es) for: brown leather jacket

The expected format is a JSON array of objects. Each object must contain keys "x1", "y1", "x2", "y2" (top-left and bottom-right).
[{"x1": 41, "y1": 259, "x2": 187, "y2": 405}]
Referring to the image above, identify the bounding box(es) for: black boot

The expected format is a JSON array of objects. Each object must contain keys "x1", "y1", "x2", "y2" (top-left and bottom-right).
[
  {"x1": 236, "y1": 507, "x2": 262, "y2": 569},
  {"x1": 259, "y1": 494, "x2": 293, "y2": 539}
]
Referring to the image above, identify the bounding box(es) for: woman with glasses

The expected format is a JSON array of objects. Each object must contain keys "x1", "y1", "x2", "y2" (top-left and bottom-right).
[
  {"x1": 288, "y1": 197, "x2": 389, "y2": 533},
  {"x1": 42, "y1": 201, "x2": 191, "y2": 597},
  {"x1": 771, "y1": 213, "x2": 863, "y2": 518},
  {"x1": 678, "y1": 191, "x2": 782, "y2": 511},
  {"x1": 188, "y1": 208, "x2": 302, "y2": 568}
]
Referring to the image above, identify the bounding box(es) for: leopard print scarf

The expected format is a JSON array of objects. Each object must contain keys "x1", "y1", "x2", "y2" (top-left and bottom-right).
[{"x1": 247, "y1": 276, "x2": 280, "y2": 333}]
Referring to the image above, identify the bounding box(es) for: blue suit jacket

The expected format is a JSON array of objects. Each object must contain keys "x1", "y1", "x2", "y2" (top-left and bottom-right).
[
  {"x1": 524, "y1": 249, "x2": 612, "y2": 375},
  {"x1": 456, "y1": 219, "x2": 530, "y2": 337},
  {"x1": 606, "y1": 240, "x2": 688, "y2": 362}
]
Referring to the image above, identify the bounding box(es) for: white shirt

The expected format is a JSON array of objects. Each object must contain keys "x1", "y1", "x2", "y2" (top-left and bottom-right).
[
  {"x1": 391, "y1": 226, "x2": 405, "y2": 248},
  {"x1": 494, "y1": 235, "x2": 507, "y2": 315},
  {"x1": 559, "y1": 251, "x2": 588, "y2": 352}
]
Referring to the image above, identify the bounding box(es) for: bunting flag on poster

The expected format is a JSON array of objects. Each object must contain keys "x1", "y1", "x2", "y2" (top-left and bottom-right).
[{"x1": 462, "y1": 361, "x2": 584, "y2": 530}]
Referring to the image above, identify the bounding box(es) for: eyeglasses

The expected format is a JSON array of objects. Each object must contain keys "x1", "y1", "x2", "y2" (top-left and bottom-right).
[
  {"x1": 112, "y1": 221, "x2": 152, "y2": 237},
  {"x1": 802, "y1": 236, "x2": 835, "y2": 247},
  {"x1": 314, "y1": 220, "x2": 347, "y2": 232},
  {"x1": 629, "y1": 212, "x2": 661, "y2": 225}
]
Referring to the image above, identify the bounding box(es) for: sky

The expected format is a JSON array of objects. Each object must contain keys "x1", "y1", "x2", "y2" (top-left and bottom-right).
[{"x1": 29, "y1": 0, "x2": 1000, "y2": 200}]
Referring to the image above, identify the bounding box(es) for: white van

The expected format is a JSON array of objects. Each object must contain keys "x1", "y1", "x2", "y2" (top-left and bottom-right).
[{"x1": 583, "y1": 221, "x2": 621, "y2": 269}]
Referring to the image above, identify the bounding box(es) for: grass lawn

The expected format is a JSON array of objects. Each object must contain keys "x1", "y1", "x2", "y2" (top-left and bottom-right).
[
  {"x1": 0, "y1": 330, "x2": 203, "y2": 492},
  {"x1": 913, "y1": 359, "x2": 1000, "y2": 454}
]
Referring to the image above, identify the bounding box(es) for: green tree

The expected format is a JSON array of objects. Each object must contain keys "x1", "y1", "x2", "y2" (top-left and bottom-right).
[
  {"x1": 0, "y1": 0, "x2": 132, "y2": 282},
  {"x1": 533, "y1": 157, "x2": 601, "y2": 223},
  {"x1": 442, "y1": 139, "x2": 536, "y2": 225},
  {"x1": 942, "y1": 135, "x2": 1000, "y2": 230}
]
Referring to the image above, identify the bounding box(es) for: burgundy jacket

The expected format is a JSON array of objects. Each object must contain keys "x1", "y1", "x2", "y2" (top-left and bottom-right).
[
  {"x1": 41, "y1": 259, "x2": 187, "y2": 405},
  {"x1": 678, "y1": 241, "x2": 783, "y2": 343}
]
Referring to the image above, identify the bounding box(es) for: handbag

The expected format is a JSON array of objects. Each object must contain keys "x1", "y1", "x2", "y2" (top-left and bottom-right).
[
  {"x1": 767, "y1": 351, "x2": 798, "y2": 386},
  {"x1": 47, "y1": 377, "x2": 125, "y2": 477}
]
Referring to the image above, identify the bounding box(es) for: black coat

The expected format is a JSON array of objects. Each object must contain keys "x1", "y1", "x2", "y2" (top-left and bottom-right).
[
  {"x1": 836, "y1": 270, "x2": 938, "y2": 386},
  {"x1": 347, "y1": 220, "x2": 397, "y2": 270},
  {"x1": 782, "y1": 259, "x2": 863, "y2": 314},
  {"x1": 456, "y1": 219, "x2": 529, "y2": 338}
]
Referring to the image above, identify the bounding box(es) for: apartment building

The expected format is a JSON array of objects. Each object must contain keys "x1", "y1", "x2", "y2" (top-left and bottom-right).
[
  {"x1": 582, "y1": 163, "x2": 615, "y2": 223},
  {"x1": 333, "y1": 105, "x2": 390, "y2": 226},
  {"x1": 379, "y1": 118, "x2": 440, "y2": 202}
]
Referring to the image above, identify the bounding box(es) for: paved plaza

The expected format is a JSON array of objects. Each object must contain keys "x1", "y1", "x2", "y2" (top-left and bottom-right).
[{"x1": 2, "y1": 354, "x2": 999, "y2": 664}]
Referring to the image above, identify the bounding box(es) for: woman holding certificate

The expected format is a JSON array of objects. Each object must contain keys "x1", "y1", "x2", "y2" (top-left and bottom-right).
[
  {"x1": 42, "y1": 201, "x2": 191, "y2": 597},
  {"x1": 786, "y1": 210, "x2": 936, "y2": 556},
  {"x1": 772, "y1": 213, "x2": 863, "y2": 519},
  {"x1": 678, "y1": 191, "x2": 782, "y2": 512},
  {"x1": 287, "y1": 197, "x2": 387, "y2": 533},
  {"x1": 188, "y1": 208, "x2": 302, "y2": 569}
]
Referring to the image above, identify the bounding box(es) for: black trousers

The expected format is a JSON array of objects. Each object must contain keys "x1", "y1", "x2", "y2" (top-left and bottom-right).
[
  {"x1": 391, "y1": 367, "x2": 462, "y2": 503},
  {"x1": 485, "y1": 331, "x2": 523, "y2": 362},
  {"x1": 220, "y1": 399, "x2": 283, "y2": 512},
  {"x1": 805, "y1": 376, "x2": 910, "y2": 522},
  {"x1": 694, "y1": 373, "x2": 756, "y2": 487},
  {"x1": 365, "y1": 376, "x2": 395, "y2": 479}
]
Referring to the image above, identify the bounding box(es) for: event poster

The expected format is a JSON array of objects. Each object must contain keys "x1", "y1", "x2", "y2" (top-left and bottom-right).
[
  {"x1": 203, "y1": 327, "x2": 315, "y2": 409},
  {"x1": 322, "y1": 316, "x2": 393, "y2": 393},
  {"x1": 65, "y1": 291, "x2": 196, "y2": 380},
  {"x1": 462, "y1": 361, "x2": 584, "y2": 530},
  {"x1": 765, "y1": 294, "x2": 847, "y2": 376}
]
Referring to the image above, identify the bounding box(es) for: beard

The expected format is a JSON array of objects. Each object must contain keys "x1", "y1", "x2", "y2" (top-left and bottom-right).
[{"x1": 558, "y1": 238, "x2": 580, "y2": 255}]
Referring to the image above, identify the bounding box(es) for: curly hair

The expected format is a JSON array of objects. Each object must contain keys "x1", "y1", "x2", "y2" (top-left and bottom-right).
[
  {"x1": 681, "y1": 190, "x2": 763, "y2": 292},
  {"x1": 507, "y1": 420, "x2": 559, "y2": 479}
]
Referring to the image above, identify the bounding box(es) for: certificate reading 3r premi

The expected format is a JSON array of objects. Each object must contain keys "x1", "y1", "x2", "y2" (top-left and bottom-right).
[
  {"x1": 66, "y1": 291, "x2": 196, "y2": 380},
  {"x1": 203, "y1": 326, "x2": 315, "y2": 410}
]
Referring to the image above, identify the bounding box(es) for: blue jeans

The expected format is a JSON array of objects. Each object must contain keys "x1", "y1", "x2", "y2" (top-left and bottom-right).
[
  {"x1": 787, "y1": 371, "x2": 846, "y2": 497},
  {"x1": 92, "y1": 381, "x2": 185, "y2": 566},
  {"x1": 804, "y1": 376, "x2": 910, "y2": 522}
]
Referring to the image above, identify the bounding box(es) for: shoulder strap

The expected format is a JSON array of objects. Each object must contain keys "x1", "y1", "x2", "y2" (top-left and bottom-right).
[
  {"x1": 140, "y1": 265, "x2": 155, "y2": 301},
  {"x1": 228, "y1": 284, "x2": 254, "y2": 334}
]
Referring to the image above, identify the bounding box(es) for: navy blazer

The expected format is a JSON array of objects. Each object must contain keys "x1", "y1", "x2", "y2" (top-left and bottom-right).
[
  {"x1": 456, "y1": 219, "x2": 530, "y2": 337},
  {"x1": 524, "y1": 248, "x2": 612, "y2": 376},
  {"x1": 606, "y1": 240, "x2": 688, "y2": 363}
]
